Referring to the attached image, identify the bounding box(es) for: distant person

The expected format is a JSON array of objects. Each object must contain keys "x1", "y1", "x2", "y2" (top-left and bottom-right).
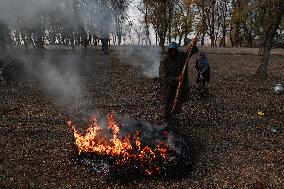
[
  {"x1": 160, "y1": 38, "x2": 198, "y2": 121},
  {"x1": 195, "y1": 51, "x2": 210, "y2": 97}
]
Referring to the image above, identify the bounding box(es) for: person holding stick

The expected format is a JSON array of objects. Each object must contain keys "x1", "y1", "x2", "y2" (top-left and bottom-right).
[
  {"x1": 195, "y1": 51, "x2": 210, "y2": 97},
  {"x1": 160, "y1": 38, "x2": 198, "y2": 121}
]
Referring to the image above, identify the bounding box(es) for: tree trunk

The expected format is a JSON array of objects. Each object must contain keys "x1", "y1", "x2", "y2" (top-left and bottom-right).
[
  {"x1": 71, "y1": 33, "x2": 75, "y2": 50},
  {"x1": 36, "y1": 30, "x2": 45, "y2": 51},
  {"x1": 222, "y1": 30, "x2": 226, "y2": 47},
  {"x1": 146, "y1": 29, "x2": 151, "y2": 45},
  {"x1": 201, "y1": 32, "x2": 205, "y2": 46},
  {"x1": 248, "y1": 38, "x2": 253, "y2": 48},
  {"x1": 156, "y1": 34, "x2": 158, "y2": 46},
  {"x1": 178, "y1": 34, "x2": 183, "y2": 46},
  {"x1": 184, "y1": 36, "x2": 189, "y2": 46},
  {"x1": 234, "y1": 22, "x2": 240, "y2": 47},
  {"x1": 118, "y1": 34, "x2": 121, "y2": 46},
  {"x1": 255, "y1": 0, "x2": 284, "y2": 78},
  {"x1": 210, "y1": 36, "x2": 215, "y2": 47},
  {"x1": 229, "y1": 26, "x2": 235, "y2": 47},
  {"x1": 22, "y1": 34, "x2": 29, "y2": 51},
  {"x1": 255, "y1": 44, "x2": 270, "y2": 78},
  {"x1": 101, "y1": 37, "x2": 109, "y2": 55},
  {"x1": 143, "y1": 5, "x2": 151, "y2": 46},
  {"x1": 159, "y1": 37, "x2": 165, "y2": 54},
  {"x1": 168, "y1": 27, "x2": 172, "y2": 44},
  {"x1": 29, "y1": 34, "x2": 37, "y2": 50}
]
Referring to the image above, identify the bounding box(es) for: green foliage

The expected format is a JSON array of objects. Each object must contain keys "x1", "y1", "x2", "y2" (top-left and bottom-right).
[{"x1": 231, "y1": 5, "x2": 247, "y2": 24}]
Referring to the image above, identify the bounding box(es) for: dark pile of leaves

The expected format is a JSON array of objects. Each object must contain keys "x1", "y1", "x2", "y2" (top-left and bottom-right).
[{"x1": 0, "y1": 54, "x2": 27, "y2": 83}]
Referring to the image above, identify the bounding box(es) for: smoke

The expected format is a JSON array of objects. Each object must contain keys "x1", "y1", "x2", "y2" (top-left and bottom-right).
[
  {"x1": 0, "y1": 0, "x2": 114, "y2": 40},
  {"x1": 0, "y1": 0, "x2": 115, "y2": 113},
  {"x1": 0, "y1": 0, "x2": 53, "y2": 23},
  {"x1": 38, "y1": 55, "x2": 82, "y2": 99},
  {"x1": 114, "y1": 46, "x2": 161, "y2": 78},
  {"x1": 94, "y1": 113, "x2": 182, "y2": 153},
  {"x1": 10, "y1": 50, "x2": 88, "y2": 115}
]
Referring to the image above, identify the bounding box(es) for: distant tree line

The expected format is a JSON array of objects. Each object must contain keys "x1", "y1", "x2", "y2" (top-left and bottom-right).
[
  {"x1": 0, "y1": 0, "x2": 128, "y2": 53},
  {"x1": 138, "y1": 0, "x2": 284, "y2": 77}
]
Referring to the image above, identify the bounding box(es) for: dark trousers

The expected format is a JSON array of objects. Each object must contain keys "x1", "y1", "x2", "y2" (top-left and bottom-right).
[
  {"x1": 163, "y1": 83, "x2": 188, "y2": 121},
  {"x1": 196, "y1": 67, "x2": 210, "y2": 86}
]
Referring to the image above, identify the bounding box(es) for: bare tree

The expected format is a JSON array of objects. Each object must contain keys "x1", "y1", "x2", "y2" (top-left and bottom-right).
[
  {"x1": 219, "y1": 0, "x2": 231, "y2": 47},
  {"x1": 230, "y1": 0, "x2": 244, "y2": 47},
  {"x1": 194, "y1": 0, "x2": 208, "y2": 46},
  {"x1": 145, "y1": 0, "x2": 174, "y2": 53},
  {"x1": 138, "y1": 0, "x2": 152, "y2": 45},
  {"x1": 194, "y1": 0, "x2": 219, "y2": 47},
  {"x1": 109, "y1": 0, "x2": 129, "y2": 45},
  {"x1": 173, "y1": 0, "x2": 194, "y2": 46},
  {"x1": 255, "y1": 0, "x2": 284, "y2": 78}
]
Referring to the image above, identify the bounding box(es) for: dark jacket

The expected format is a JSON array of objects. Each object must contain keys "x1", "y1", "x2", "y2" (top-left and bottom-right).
[
  {"x1": 160, "y1": 51, "x2": 188, "y2": 94},
  {"x1": 195, "y1": 53, "x2": 210, "y2": 84},
  {"x1": 160, "y1": 51, "x2": 189, "y2": 118}
]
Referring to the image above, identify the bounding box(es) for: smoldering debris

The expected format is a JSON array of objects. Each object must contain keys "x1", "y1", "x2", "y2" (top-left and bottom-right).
[{"x1": 68, "y1": 113, "x2": 193, "y2": 178}]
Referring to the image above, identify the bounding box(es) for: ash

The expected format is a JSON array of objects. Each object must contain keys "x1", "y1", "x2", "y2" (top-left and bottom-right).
[{"x1": 81, "y1": 158, "x2": 110, "y2": 175}]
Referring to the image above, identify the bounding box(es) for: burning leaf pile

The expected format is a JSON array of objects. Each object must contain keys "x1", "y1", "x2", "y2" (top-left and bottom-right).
[{"x1": 67, "y1": 112, "x2": 191, "y2": 177}]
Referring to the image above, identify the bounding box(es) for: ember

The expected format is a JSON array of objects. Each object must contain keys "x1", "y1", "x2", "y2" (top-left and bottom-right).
[{"x1": 68, "y1": 112, "x2": 191, "y2": 177}]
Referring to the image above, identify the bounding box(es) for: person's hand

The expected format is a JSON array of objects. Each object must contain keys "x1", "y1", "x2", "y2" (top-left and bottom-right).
[
  {"x1": 192, "y1": 37, "x2": 197, "y2": 46},
  {"x1": 178, "y1": 74, "x2": 184, "y2": 82}
]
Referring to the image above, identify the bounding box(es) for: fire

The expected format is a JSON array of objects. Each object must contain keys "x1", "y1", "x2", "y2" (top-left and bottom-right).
[{"x1": 67, "y1": 112, "x2": 171, "y2": 176}]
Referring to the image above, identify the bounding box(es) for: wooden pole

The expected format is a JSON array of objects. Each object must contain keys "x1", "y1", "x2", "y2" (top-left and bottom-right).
[{"x1": 171, "y1": 43, "x2": 196, "y2": 114}]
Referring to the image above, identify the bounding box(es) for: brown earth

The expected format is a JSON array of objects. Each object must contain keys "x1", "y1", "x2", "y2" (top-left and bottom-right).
[{"x1": 0, "y1": 47, "x2": 283, "y2": 188}]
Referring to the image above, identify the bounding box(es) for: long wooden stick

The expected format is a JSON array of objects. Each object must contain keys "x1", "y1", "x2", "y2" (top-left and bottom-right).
[{"x1": 171, "y1": 43, "x2": 196, "y2": 114}]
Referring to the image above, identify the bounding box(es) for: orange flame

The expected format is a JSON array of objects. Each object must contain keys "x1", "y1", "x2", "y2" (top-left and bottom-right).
[{"x1": 67, "y1": 112, "x2": 170, "y2": 176}]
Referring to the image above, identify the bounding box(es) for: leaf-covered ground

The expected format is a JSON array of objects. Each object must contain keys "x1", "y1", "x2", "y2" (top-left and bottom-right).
[{"x1": 0, "y1": 47, "x2": 283, "y2": 188}]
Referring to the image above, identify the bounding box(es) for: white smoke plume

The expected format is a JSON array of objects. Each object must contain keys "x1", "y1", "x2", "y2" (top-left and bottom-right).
[{"x1": 114, "y1": 46, "x2": 161, "y2": 78}]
